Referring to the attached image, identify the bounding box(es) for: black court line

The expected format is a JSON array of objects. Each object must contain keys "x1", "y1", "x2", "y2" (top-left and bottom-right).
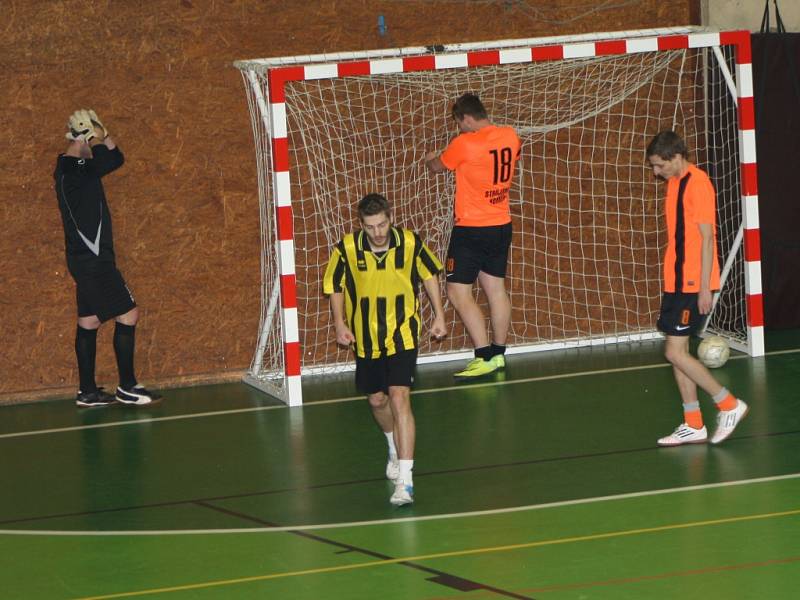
[
  {"x1": 194, "y1": 500, "x2": 536, "y2": 600},
  {"x1": 2, "y1": 428, "x2": 799, "y2": 526}
]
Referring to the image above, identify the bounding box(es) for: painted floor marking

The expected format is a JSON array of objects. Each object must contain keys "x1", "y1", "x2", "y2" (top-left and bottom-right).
[
  {"x1": 3, "y1": 347, "x2": 798, "y2": 441},
  {"x1": 3, "y1": 471, "x2": 798, "y2": 536},
  {"x1": 72, "y1": 505, "x2": 800, "y2": 599}
]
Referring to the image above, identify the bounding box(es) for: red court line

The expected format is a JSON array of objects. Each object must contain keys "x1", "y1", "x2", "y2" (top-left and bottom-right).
[{"x1": 525, "y1": 556, "x2": 800, "y2": 594}]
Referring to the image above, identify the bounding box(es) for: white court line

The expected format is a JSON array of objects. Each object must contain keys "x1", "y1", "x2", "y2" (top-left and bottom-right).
[
  {"x1": 2, "y1": 347, "x2": 798, "y2": 441},
  {"x1": 1, "y1": 472, "x2": 798, "y2": 536}
]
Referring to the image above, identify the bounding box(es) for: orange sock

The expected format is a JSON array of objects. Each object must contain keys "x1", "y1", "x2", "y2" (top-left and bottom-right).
[
  {"x1": 684, "y1": 409, "x2": 704, "y2": 429},
  {"x1": 716, "y1": 393, "x2": 737, "y2": 412}
]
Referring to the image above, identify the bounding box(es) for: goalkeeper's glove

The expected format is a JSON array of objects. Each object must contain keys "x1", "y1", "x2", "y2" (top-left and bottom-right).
[
  {"x1": 65, "y1": 109, "x2": 106, "y2": 142},
  {"x1": 87, "y1": 109, "x2": 107, "y2": 139}
]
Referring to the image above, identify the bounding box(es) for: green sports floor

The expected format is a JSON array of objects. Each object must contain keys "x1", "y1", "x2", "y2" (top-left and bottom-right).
[{"x1": 2, "y1": 331, "x2": 799, "y2": 599}]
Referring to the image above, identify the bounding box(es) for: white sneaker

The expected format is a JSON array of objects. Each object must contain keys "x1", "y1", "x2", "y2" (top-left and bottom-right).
[
  {"x1": 385, "y1": 459, "x2": 400, "y2": 482},
  {"x1": 389, "y1": 481, "x2": 414, "y2": 506},
  {"x1": 711, "y1": 399, "x2": 749, "y2": 444},
  {"x1": 657, "y1": 423, "x2": 708, "y2": 446}
]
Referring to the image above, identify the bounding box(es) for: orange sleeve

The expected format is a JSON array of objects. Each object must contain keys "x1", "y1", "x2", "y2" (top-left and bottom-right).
[
  {"x1": 440, "y1": 135, "x2": 468, "y2": 171},
  {"x1": 690, "y1": 172, "x2": 716, "y2": 225}
]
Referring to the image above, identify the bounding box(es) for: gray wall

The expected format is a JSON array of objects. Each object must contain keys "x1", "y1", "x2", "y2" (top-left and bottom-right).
[{"x1": 706, "y1": 0, "x2": 800, "y2": 31}]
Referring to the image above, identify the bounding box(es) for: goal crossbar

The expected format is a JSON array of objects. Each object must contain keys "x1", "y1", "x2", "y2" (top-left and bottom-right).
[{"x1": 235, "y1": 27, "x2": 764, "y2": 406}]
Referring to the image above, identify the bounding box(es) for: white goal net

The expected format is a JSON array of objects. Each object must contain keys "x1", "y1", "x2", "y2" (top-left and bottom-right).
[{"x1": 236, "y1": 28, "x2": 762, "y2": 405}]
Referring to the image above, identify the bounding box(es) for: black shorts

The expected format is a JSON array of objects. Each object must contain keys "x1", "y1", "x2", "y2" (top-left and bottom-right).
[
  {"x1": 73, "y1": 264, "x2": 137, "y2": 322},
  {"x1": 445, "y1": 222, "x2": 512, "y2": 284},
  {"x1": 355, "y1": 349, "x2": 418, "y2": 395},
  {"x1": 657, "y1": 292, "x2": 703, "y2": 336}
]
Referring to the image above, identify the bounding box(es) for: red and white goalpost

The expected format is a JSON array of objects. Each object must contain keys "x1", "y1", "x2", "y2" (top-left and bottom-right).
[{"x1": 235, "y1": 26, "x2": 764, "y2": 406}]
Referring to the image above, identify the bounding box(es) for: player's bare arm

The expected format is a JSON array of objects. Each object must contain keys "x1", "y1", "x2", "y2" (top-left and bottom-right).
[
  {"x1": 330, "y1": 292, "x2": 356, "y2": 346},
  {"x1": 698, "y1": 222, "x2": 714, "y2": 314},
  {"x1": 424, "y1": 151, "x2": 446, "y2": 173},
  {"x1": 422, "y1": 274, "x2": 447, "y2": 339}
]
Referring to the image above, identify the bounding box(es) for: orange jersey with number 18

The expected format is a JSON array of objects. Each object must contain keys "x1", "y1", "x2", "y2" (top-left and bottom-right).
[{"x1": 440, "y1": 125, "x2": 521, "y2": 227}]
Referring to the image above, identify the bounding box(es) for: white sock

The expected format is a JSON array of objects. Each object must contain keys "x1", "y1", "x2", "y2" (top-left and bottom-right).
[
  {"x1": 399, "y1": 459, "x2": 414, "y2": 486},
  {"x1": 384, "y1": 431, "x2": 397, "y2": 461}
]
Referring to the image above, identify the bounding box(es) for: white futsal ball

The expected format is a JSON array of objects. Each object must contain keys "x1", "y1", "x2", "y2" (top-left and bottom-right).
[{"x1": 697, "y1": 335, "x2": 730, "y2": 368}]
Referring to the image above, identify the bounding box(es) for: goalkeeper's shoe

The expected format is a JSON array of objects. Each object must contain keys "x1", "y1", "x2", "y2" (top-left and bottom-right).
[
  {"x1": 76, "y1": 388, "x2": 116, "y2": 408},
  {"x1": 390, "y1": 482, "x2": 414, "y2": 506},
  {"x1": 657, "y1": 423, "x2": 708, "y2": 446},
  {"x1": 490, "y1": 354, "x2": 506, "y2": 369},
  {"x1": 116, "y1": 385, "x2": 162, "y2": 406},
  {"x1": 386, "y1": 459, "x2": 400, "y2": 482},
  {"x1": 710, "y1": 399, "x2": 749, "y2": 445},
  {"x1": 454, "y1": 358, "x2": 497, "y2": 378}
]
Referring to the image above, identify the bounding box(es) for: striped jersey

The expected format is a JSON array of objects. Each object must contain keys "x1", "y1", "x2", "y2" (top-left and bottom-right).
[
  {"x1": 663, "y1": 163, "x2": 721, "y2": 293},
  {"x1": 323, "y1": 227, "x2": 443, "y2": 358}
]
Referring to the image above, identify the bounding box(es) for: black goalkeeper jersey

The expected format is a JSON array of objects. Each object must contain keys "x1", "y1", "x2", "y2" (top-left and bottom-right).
[{"x1": 54, "y1": 145, "x2": 124, "y2": 274}]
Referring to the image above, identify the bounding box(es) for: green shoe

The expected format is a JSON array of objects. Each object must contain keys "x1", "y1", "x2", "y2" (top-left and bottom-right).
[
  {"x1": 490, "y1": 354, "x2": 506, "y2": 369},
  {"x1": 454, "y1": 358, "x2": 498, "y2": 378}
]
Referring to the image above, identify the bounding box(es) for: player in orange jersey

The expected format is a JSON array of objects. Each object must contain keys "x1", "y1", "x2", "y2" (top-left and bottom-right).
[
  {"x1": 647, "y1": 131, "x2": 747, "y2": 446},
  {"x1": 425, "y1": 93, "x2": 520, "y2": 378}
]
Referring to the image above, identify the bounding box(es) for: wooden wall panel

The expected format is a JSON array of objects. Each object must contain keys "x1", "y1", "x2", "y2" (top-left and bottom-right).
[{"x1": 0, "y1": 0, "x2": 695, "y2": 401}]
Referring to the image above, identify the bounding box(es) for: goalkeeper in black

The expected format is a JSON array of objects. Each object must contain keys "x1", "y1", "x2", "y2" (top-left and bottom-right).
[{"x1": 55, "y1": 109, "x2": 160, "y2": 407}]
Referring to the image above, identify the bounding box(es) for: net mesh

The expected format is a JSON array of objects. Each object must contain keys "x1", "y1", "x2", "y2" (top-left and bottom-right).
[{"x1": 239, "y1": 43, "x2": 745, "y2": 390}]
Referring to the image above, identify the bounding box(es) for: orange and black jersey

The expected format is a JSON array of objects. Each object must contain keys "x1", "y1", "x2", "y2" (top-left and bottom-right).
[
  {"x1": 663, "y1": 163, "x2": 720, "y2": 293},
  {"x1": 323, "y1": 227, "x2": 442, "y2": 358}
]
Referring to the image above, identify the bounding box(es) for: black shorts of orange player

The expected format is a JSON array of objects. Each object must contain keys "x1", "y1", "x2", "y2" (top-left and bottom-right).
[
  {"x1": 657, "y1": 292, "x2": 703, "y2": 336},
  {"x1": 355, "y1": 349, "x2": 418, "y2": 395},
  {"x1": 445, "y1": 222, "x2": 512, "y2": 284}
]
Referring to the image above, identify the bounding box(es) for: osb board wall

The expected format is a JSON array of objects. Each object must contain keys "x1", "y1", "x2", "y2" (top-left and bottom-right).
[{"x1": 0, "y1": 0, "x2": 697, "y2": 402}]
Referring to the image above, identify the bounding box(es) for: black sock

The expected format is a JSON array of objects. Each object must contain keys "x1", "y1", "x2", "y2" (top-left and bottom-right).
[
  {"x1": 475, "y1": 345, "x2": 493, "y2": 361},
  {"x1": 490, "y1": 343, "x2": 506, "y2": 357},
  {"x1": 113, "y1": 322, "x2": 137, "y2": 389},
  {"x1": 75, "y1": 326, "x2": 98, "y2": 393}
]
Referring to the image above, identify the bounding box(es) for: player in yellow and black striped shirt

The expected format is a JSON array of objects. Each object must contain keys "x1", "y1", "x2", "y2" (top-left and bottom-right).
[{"x1": 323, "y1": 193, "x2": 446, "y2": 506}]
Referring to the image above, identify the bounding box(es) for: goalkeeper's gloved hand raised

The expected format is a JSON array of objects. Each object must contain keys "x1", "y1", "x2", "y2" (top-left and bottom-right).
[
  {"x1": 87, "y1": 109, "x2": 108, "y2": 139},
  {"x1": 66, "y1": 109, "x2": 106, "y2": 142}
]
